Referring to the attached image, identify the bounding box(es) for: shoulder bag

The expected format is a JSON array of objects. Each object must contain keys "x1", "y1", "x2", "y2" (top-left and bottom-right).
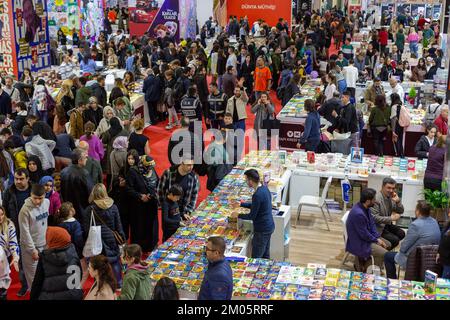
[{"x1": 92, "y1": 209, "x2": 126, "y2": 246}]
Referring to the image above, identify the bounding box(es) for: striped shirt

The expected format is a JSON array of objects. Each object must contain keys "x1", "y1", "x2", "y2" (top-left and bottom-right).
[{"x1": 0, "y1": 220, "x2": 20, "y2": 259}]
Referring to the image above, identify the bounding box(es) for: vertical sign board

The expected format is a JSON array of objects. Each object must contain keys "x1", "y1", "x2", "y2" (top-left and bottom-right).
[
  {"x1": 0, "y1": 0, "x2": 18, "y2": 76},
  {"x1": 179, "y1": 0, "x2": 196, "y2": 40},
  {"x1": 0, "y1": 0, "x2": 50, "y2": 78}
]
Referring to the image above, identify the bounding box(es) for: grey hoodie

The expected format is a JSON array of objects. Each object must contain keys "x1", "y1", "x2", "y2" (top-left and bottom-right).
[{"x1": 19, "y1": 198, "x2": 50, "y2": 254}]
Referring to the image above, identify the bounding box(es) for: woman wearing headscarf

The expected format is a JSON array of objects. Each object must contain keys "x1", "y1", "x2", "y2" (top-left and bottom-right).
[
  {"x1": 25, "y1": 124, "x2": 56, "y2": 175},
  {"x1": 102, "y1": 117, "x2": 128, "y2": 186},
  {"x1": 27, "y1": 155, "x2": 44, "y2": 184},
  {"x1": 95, "y1": 106, "x2": 122, "y2": 139},
  {"x1": 125, "y1": 155, "x2": 159, "y2": 252},
  {"x1": 30, "y1": 227, "x2": 83, "y2": 300},
  {"x1": 39, "y1": 176, "x2": 61, "y2": 224},
  {"x1": 110, "y1": 136, "x2": 128, "y2": 189}
]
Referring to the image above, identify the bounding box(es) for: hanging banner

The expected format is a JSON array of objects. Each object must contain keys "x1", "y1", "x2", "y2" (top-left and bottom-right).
[
  {"x1": 226, "y1": 0, "x2": 292, "y2": 28},
  {"x1": 80, "y1": 0, "x2": 104, "y2": 41},
  {"x1": 47, "y1": 0, "x2": 80, "y2": 38},
  {"x1": 179, "y1": 0, "x2": 196, "y2": 40},
  {"x1": 129, "y1": 0, "x2": 179, "y2": 39},
  {"x1": 0, "y1": 0, "x2": 17, "y2": 76},
  {"x1": 12, "y1": 0, "x2": 50, "y2": 79}
]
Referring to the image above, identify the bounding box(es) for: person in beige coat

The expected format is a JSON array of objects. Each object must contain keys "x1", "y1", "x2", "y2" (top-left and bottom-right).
[
  {"x1": 85, "y1": 255, "x2": 116, "y2": 300},
  {"x1": 226, "y1": 86, "x2": 248, "y2": 131}
]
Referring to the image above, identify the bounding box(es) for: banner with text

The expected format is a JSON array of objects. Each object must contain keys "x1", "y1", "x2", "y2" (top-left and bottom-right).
[
  {"x1": 129, "y1": 0, "x2": 179, "y2": 39},
  {"x1": 13, "y1": 0, "x2": 51, "y2": 78},
  {"x1": 0, "y1": 0, "x2": 17, "y2": 76},
  {"x1": 226, "y1": 0, "x2": 292, "y2": 28}
]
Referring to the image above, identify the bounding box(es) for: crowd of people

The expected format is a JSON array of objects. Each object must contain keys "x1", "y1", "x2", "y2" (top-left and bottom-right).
[{"x1": 0, "y1": 5, "x2": 449, "y2": 301}]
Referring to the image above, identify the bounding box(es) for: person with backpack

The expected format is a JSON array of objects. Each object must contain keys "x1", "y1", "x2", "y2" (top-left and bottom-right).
[
  {"x1": 424, "y1": 96, "x2": 443, "y2": 126},
  {"x1": 390, "y1": 93, "x2": 410, "y2": 157}
]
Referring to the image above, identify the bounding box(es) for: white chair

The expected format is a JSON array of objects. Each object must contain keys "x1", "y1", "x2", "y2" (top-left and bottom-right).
[
  {"x1": 296, "y1": 176, "x2": 333, "y2": 231},
  {"x1": 341, "y1": 210, "x2": 351, "y2": 267}
]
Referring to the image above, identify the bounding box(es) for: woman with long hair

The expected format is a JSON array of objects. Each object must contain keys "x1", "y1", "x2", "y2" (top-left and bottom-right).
[
  {"x1": 412, "y1": 57, "x2": 427, "y2": 82},
  {"x1": 0, "y1": 206, "x2": 19, "y2": 300},
  {"x1": 390, "y1": 93, "x2": 407, "y2": 157},
  {"x1": 107, "y1": 47, "x2": 119, "y2": 68},
  {"x1": 84, "y1": 184, "x2": 125, "y2": 288},
  {"x1": 109, "y1": 78, "x2": 129, "y2": 105},
  {"x1": 324, "y1": 73, "x2": 337, "y2": 101},
  {"x1": 368, "y1": 95, "x2": 391, "y2": 156},
  {"x1": 407, "y1": 27, "x2": 420, "y2": 57},
  {"x1": 85, "y1": 255, "x2": 117, "y2": 300},
  {"x1": 152, "y1": 277, "x2": 179, "y2": 300}
]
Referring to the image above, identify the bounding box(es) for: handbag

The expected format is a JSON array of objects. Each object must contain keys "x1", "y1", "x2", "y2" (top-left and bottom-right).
[
  {"x1": 82, "y1": 213, "x2": 103, "y2": 258},
  {"x1": 92, "y1": 210, "x2": 126, "y2": 246}
]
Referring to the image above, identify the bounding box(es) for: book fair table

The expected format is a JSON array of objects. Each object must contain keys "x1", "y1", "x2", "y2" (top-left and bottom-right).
[
  {"x1": 144, "y1": 151, "x2": 445, "y2": 300},
  {"x1": 286, "y1": 151, "x2": 425, "y2": 217}
]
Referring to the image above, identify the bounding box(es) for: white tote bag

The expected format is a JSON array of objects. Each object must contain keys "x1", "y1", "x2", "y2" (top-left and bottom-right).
[{"x1": 82, "y1": 212, "x2": 103, "y2": 258}]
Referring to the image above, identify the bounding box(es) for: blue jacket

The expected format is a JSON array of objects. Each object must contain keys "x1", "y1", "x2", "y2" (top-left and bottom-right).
[
  {"x1": 299, "y1": 111, "x2": 321, "y2": 144},
  {"x1": 198, "y1": 259, "x2": 233, "y2": 300},
  {"x1": 395, "y1": 216, "x2": 441, "y2": 268},
  {"x1": 125, "y1": 56, "x2": 134, "y2": 72},
  {"x1": 143, "y1": 74, "x2": 163, "y2": 102},
  {"x1": 80, "y1": 59, "x2": 97, "y2": 74},
  {"x1": 346, "y1": 203, "x2": 380, "y2": 259},
  {"x1": 59, "y1": 219, "x2": 84, "y2": 258},
  {"x1": 240, "y1": 185, "x2": 275, "y2": 233}
]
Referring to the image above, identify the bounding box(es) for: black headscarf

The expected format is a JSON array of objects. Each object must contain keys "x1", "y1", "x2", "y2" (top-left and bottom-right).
[
  {"x1": 107, "y1": 117, "x2": 123, "y2": 138},
  {"x1": 27, "y1": 155, "x2": 44, "y2": 184}
]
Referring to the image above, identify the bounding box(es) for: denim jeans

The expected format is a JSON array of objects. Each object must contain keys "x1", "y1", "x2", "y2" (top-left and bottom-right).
[
  {"x1": 252, "y1": 231, "x2": 273, "y2": 259},
  {"x1": 443, "y1": 265, "x2": 450, "y2": 280},
  {"x1": 384, "y1": 251, "x2": 398, "y2": 279},
  {"x1": 409, "y1": 42, "x2": 418, "y2": 57}
]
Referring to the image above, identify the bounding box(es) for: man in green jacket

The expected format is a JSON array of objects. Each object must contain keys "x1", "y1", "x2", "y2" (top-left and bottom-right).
[{"x1": 75, "y1": 77, "x2": 93, "y2": 107}]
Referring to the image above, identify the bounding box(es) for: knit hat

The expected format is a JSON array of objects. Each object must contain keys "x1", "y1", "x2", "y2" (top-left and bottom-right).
[
  {"x1": 113, "y1": 135, "x2": 128, "y2": 149},
  {"x1": 46, "y1": 226, "x2": 71, "y2": 249},
  {"x1": 140, "y1": 155, "x2": 155, "y2": 167}
]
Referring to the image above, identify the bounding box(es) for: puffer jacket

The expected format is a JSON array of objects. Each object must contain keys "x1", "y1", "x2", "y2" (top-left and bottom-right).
[
  {"x1": 25, "y1": 135, "x2": 56, "y2": 171},
  {"x1": 83, "y1": 199, "x2": 125, "y2": 263},
  {"x1": 117, "y1": 264, "x2": 152, "y2": 300},
  {"x1": 30, "y1": 243, "x2": 84, "y2": 300}
]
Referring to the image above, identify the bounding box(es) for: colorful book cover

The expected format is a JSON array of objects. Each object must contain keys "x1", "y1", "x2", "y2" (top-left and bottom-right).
[{"x1": 424, "y1": 270, "x2": 438, "y2": 295}]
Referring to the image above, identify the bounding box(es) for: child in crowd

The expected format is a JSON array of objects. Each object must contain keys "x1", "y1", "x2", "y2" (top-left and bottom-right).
[
  {"x1": 39, "y1": 176, "x2": 62, "y2": 224},
  {"x1": 162, "y1": 185, "x2": 184, "y2": 242},
  {"x1": 4, "y1": 136, "x2": 27, "y2": 170},
  {"x1": 57, "y1": 202, "x2": 87, "y2": 286},
  {"x1": 52, "y1": 172, "x2": 62, "y2": 193}
]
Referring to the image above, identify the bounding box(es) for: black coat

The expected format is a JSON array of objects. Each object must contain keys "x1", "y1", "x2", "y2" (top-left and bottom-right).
[
  {"x1": 83, "y1": 107, "x2": 103, "y2": 128},
  {"x1": 3, "y1": 185, "x2": 31, "y2": 240},
  {"x1": 415, "y1": 135, "x2": 436, "y2": 159},
  {"x1": 90, "y1": 83, "x2": 107, "y2": 108},
  {"x1": 60, "y1": 165, "x2": 94, "y2": 223},
  {"x1": 30, "y1": 244, "x2": 84, "y2": 300},
  {"x1": 83, "y1": 203, "x2": 125, "y2": 262}
]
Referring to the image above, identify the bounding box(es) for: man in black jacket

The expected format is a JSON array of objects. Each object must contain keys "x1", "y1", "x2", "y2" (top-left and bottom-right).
[
  {"x1": 143, "y1": 67, "x2": 163, "y2": 124},
  {"x1": 180, "y1": 86, "x2": 203, "y2": 132},
  {"x1": 60, "y1": 149, "x2": 94, "y2": 223},
  {"x1": 89, "y1": 75, "x2": 107, "y2": 108},
  {"x1": 332, "y1": 90, "x2": 359, "y2": 147},
  {"x1": 319, "y1": 91, "x2": 343, "y2": 132},
  {"x1": 3, "y1": 168, "x2": 31, "y2": 296}
]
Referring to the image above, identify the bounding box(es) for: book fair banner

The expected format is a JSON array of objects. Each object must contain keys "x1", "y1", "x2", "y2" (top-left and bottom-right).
[
  {"x1": 129, "y1": 0, "x2": 180, "y2": 39},
  {"x1": 0, "y1": 0, "x2": 50, "y2": 79},
  {"x1": 226, "y1": 0, "x2": 292, "y2": 29},
  {"x1": 179, "y1": 0, "x2": 196, "y2": 40}
]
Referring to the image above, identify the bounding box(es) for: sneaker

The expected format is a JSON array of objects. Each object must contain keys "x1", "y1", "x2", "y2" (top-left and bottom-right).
[
  {"x1": 16, "y1": 286, "x2": 28, "y2": 297},
  {"x1": 165, "y1": 124, "x2": 173, "y2": 130}
]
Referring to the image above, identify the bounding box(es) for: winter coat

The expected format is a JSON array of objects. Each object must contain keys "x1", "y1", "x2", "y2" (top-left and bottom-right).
[
  {"x1": 25, "y1": 135, "x2": 56, "y2": 171},
  {"x1": 59, "y1": 218, "x2": 84, "y2": 258},
  {"x1": 143, "y1": 74, "x2": 163, "y2": 102},
  {"x1": 89, "y1": 82, "x2": 107, "y2": 108},
  {"x1": 80, "y1": 135, "x2": 105, "y2": 162},
  {"x1": 69, "y1": 109, "x2": 85, "y2": 139},
  {"x1": 117, "y1": 264, "x2": 152, "y2": 300},
  {"x1": 74, "y1": 86, "x2": 93, "y2": 107},
  {"x1": 102, "y1": 129, "x2": 128, "y2": 174},
  {"x1": 198, "y1": 259, "x2": 233, "y2": 300},
  {"x1": 251, "y1": 102, "x2": 275, "y2": 131},
  {"x1": 83, "y1": 200, "x2": 125, "y2": 262},
  {"x1": 83, "y1": 107, "x2": 104, "y2": 129},
  {"x1": 3, "y1": 185, "x2": 31, "y2": 239},
  {"x1": 47, "y1": 190, "x2": 62, "y2": 217},
  {"x1": 30, "y1": 244, "x2": 83, "y2": 300},
  {"x1": 60, "y1": 165, "x2": 94, "y2": 223},
  {"x1": 415, "y1": 135, "x2": 436, "y2": 159}
]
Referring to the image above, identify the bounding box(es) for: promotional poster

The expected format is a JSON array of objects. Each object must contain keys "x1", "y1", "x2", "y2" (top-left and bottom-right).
[
  {"x1": 80, "y1": 0, "x2": 104, "y2": 41},
  {"x1": 1, "y1": 0, "x2": 51, "y2": 78},
  {"x1": 179, "y1": 0, "x2": 196, "y2": 40},
  {"x1": 129, "y1": 0, "x2": 179, "y2": 39},
  {"x1": 47, "y1": 0, "x2": 80, "y2": 38}
]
